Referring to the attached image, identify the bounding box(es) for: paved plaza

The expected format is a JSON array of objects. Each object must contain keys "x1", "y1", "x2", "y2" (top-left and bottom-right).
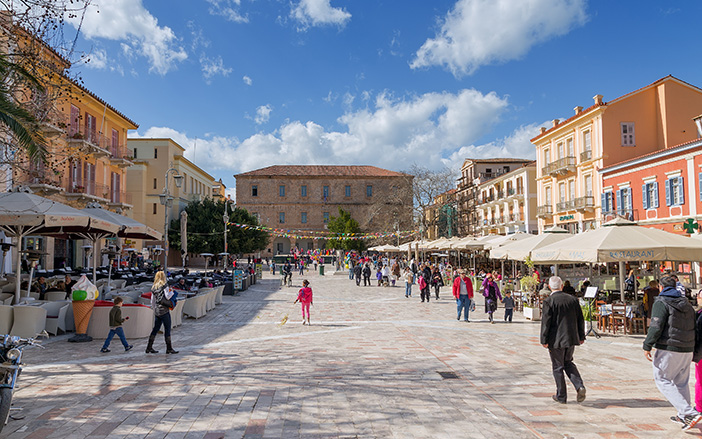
[{"x1": 2, "y1": 269, "x2": 699, "y2": 438}]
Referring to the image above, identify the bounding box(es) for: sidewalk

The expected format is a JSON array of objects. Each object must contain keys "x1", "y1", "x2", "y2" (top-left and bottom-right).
[{"x1": 2, "y1": 269, "x2": 697, "y2": 438}]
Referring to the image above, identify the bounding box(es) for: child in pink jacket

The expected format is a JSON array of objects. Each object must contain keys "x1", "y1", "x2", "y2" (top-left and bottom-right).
[{"x1": 294, "y1": 279, "x2": 313, "y2": 325}]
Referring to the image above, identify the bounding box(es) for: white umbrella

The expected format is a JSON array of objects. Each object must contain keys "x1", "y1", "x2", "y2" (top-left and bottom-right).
[
  {"x1": 531, "y1": 218, "x2": 702, "y2": 300},
  {"x1": 483, "y1": 232, "x2": 532, "y2": 250},
  {"x1": 0, "y1": 189, "x2": 118, "y2": 304},
  {"x1": 490, "y1": 232, "x2": 573, "y2": 261},
  {"x1": 449, "y1": 236, "x2": 484, "y2": 250}
]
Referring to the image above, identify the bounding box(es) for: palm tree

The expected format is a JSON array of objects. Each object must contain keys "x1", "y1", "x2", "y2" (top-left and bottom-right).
[{"x1": 0, "y1": 53, "x2": 47, "y2": 162}]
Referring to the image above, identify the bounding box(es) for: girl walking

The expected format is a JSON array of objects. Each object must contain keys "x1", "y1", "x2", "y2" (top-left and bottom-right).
[
  {"x1": 294, "y1": 279, "x2": 313, "y2": 325},
  {"x1": 482, "y1": 273, "x2": 502, "y2": 323}
]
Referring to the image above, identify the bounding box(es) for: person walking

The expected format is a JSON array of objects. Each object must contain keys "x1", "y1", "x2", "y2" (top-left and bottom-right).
[
  {"x1": 431, "y1": 266, "x2": 443, "y2": 300},
  {"x1": 540, "y1": 276, "x2": 586, "y2": 405},
  {"x1": 354, "y1": 263, "x2": 362, "y2": 286},
  {"x1": 146, "y1": 270, "x2": 178, "y2": 354},
  {"x1": 643, "y1": 274, "x2": 701, "y2": 431},
  {"x1": 502, "y1": 291, "x2": 515, "y2": 322},
  {"x1": 693, "y1": 289, "x2": 702, "y2": 414},
  {"x1": 100, "y1": 297, "x2": 133, "y2": 353},
  {"x1": 452, "y1": 269, "x2": 473, "y2": 322},
  {"x1": 403, "y1": 267, "x2": 413, "y2": 298},
  {"x1": 391, "y1": 262, "x2": 400, "y2": 287},
  {"x1": 294, "y1": 279, "x2": 313, "y2": 325},
  {"x1": 482, "y1": 273, "x2": 501, "y2": 323},
  {"x1": 362, "y1": 263, "x2": 371, "y2": 287},
  {"x1": 418, "y1": 272, "x2": 430, "y2": 302}
]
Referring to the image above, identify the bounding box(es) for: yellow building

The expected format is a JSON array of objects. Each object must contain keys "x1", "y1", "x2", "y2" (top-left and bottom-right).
[
  {"x1": 531, "y1": 76, "x2": 702, "y2": 233},
  {"x1": 3, "y1": 20, "x2": 138, "y2": 270},
  {"x1": 126, "y1": 138, "x2": 224, "y2": 266}
]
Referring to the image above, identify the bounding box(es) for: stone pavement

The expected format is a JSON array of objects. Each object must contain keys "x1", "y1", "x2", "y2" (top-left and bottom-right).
[{"x1": 2, "y1": 269, "x2": 700, "y2": 438}]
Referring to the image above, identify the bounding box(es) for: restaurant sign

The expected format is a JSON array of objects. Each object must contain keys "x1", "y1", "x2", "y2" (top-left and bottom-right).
[{"x1": 559, "y1": 214, "x2": 574, "y2": 221}]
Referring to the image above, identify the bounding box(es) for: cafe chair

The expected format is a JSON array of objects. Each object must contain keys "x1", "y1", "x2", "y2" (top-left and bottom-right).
[
  {"x1": 10, "y1": 306, "x2": 47, "y2": 338},
  {"x1": 0, "y1": 304, "x2": 13, "y2": 334},
  {"x1": 609, "y1": 303, "x2": 628, "y2": 335}
]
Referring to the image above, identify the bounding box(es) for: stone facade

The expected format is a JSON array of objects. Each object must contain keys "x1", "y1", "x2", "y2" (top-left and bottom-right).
[{"x1": 235, "y1": 166, "x2": 413, "y2": 255}]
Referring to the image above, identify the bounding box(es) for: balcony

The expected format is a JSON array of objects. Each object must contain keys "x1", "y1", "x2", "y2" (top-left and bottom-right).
[
  {"x1": 542, "y1": 156, "x2": 576, "y2": 177},
  {"x1": 573, "y1": 195, "x2": 595, "y2": 211},
  {"x1": 15, "y1": 173, "x2": 64, "y2": 195},
  {"x1": 580, "y1": 149, "x2": 592, "y2": 163},
  {"x1": 506, "y1": 187, "x2": 524, "y2": 198},
  {"x1": 536, "y1": 205, "x2": 553, "y2": 218},
  {"x1": 67, "y1": 132, "x2": 110, "y2": 158},
  {"x1": 107, "y1": 191, "x2": 133, "y2": 210},
  {"x1": 109, "y1": 145, "x2": 134, "y2": 167},
  {"x1": 508, "y1": 213, "x2": 523, "y2": 223},
  {"x1": 65, "y1": 181, "x2": 110, "y2": 203},
  {"x1": 38, "y1": 117, "x2": 67, "y2": 137},
  {"x1": 556, "y1": 200, "x2": 575, "y2": 212}
]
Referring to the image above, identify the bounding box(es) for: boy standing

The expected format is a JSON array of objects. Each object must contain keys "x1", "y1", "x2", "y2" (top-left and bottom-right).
[
  {"x1": 503, "y1": 291, "x2": 515, "y2": 322},
  {"x1": 101, "y1": 297, "x2": 133, "y2": 353}
]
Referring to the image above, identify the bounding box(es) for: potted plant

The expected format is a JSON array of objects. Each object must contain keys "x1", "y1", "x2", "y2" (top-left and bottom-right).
[{"x1": 520, "y1": 256, "x2": 542, "y2": 321}]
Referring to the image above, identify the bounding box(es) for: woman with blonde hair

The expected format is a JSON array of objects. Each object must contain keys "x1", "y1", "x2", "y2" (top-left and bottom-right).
[{"x1": 146, "y1": 270, "x2": 178, "y2": 354}]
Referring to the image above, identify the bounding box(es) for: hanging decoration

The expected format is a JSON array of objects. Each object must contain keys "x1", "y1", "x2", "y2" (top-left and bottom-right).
[{"x1": 227, "y1": 222, "x2": 419, "y2": 241}]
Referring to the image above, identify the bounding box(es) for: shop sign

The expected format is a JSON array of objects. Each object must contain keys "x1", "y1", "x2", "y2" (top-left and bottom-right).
[
  {"x1": 682, "y1": 218, "x2": 699, "y2": 233},
  {"x1": 559, "y1": 214, "x2": 574, "y2": 221}
]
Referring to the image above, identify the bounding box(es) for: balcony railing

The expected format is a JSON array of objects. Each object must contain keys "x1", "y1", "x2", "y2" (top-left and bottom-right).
[
  {"x1": 573, "y1": 195, "x2": 595, "y2": 211},
  {"x1": 14, "y1": 173, "x2": 64, "y2": 194},
  {"x1": 108, "y1": 191, "x2": 133, "y2": 207},
  {"x1": 556, "y1": 199, "x2": 575, "y2": 212},
  {"x1": 109, "y1": 144, "x2": 134, "y2": 167},
  {"x1": 66, "y1": 181, "x2": 110, "y2": 200},
  {"x1": 506, "y1": 187, "x2": 524, "y2": 197},
  {"x1": 67, "y1": 132, "x2": 111, "y2": 158},
  {"x1": 542, "y1": 156, "x2": 576, "y2": 176},
  {"x1": 536, "y1": 205, "x2": 553, "y2": 218},
  {"x1": 580, "y1": 149, "x2": 592, "y2": 163}
]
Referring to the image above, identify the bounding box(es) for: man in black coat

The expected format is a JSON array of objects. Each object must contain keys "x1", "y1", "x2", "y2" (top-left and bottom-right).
[{"x1": 540, "y1": 276, "x2": 586, "y2": 404}]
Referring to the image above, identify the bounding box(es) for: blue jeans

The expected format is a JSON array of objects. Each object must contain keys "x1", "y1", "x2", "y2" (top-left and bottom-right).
[
  {"x1": 102, "y1": 326, "x2": 129, "y2": 350},
  {"x1": 457, "y1": 296, "x2": 471, "y2": 320},
  {"x1": 150, "y1": 312, "x2": 172, "y2": 338},
  {"x1": 349, "y1": 269, "x2": 354, "y2": 280},
  {"x1": 405, "y1": 283, "x2": 412, "y2": 296}
]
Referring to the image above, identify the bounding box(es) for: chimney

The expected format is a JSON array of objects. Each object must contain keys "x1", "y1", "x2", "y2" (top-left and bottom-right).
[
  {"x1": 593, "y1": 94, "x2": 603, "y2": 105},
  {"x1": 574, "y1": 106, "x2": 583, "y2": 114},
  {"x1": 694, "y1": 115, "x2": 702, "y2": 138},
  {"x1": 552, "y1": 119, "x2": 559, "y2": 128},
  {"x1": 540, "y1": 127, "x2": 547, "y2": 134}
]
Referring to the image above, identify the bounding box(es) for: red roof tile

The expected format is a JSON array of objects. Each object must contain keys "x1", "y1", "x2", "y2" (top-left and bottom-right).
[{"x1": 235, "y1": 165, "x2": 410, "y2": 178}]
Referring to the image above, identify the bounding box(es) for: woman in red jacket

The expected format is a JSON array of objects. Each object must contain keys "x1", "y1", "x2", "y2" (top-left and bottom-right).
[{"x1": 452, "y1": 269, "x2": 474, "y2": 322}]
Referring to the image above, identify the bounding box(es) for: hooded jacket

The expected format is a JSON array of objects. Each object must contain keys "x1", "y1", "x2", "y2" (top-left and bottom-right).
[{"x1": 643, "y1": 286, "x2": 695, "y2": 352}]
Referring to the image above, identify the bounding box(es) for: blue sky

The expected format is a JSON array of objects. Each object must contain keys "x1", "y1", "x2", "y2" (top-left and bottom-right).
[{"x1": 61, "y1": 0, "x2": 702, "y2": 197}]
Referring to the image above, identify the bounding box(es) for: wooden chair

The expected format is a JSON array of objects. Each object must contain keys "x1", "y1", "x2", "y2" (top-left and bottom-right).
[
  {"x1": 595, "y1": 300, "x2": 607, "y2": 330},
  {"x1": 609, "y1": 303, "x2": 628, "y2": 334},
  {"x1": 629, "y1": 305, "x2": 647, "y2": 334}
]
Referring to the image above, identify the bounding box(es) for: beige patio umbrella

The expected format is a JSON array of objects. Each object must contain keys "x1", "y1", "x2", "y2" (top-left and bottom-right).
[
  {"x1": 490, "y1": 232, "x2": 573, "y2": 261},
  {"x1": 0, "y1": 189, "x2": 119, "y2": 304},
  {"x1": 531, "y1": 218, "x2": 702, "y2": 301}
]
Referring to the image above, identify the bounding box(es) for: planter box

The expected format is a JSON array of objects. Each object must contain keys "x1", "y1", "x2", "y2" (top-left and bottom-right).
[{"x1": 524, "y1": 305, "x2": 541, "y2": 321}]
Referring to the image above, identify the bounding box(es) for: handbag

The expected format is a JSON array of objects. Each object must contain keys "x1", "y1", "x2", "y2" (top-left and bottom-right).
[{"x1": 158, "y1": 288, "x2": 174, "y2": 308}]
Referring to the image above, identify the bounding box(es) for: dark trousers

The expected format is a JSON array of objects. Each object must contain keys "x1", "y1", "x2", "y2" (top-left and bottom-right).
[
  {"x1": 433, "y1": 285, "x2": 440, "y2": 299},
  {"x1": 150, "y1": 312, "x2": 172, "y2": 338},
  {"x1": 549, "y1": 346, "x2": 584, "y2": 402},
  {"x1": 355, "y1": 275, "x2": 361, "y2": 286},
  {"x1": 363, "y1": 275, "x2": 370, "y2": 286},
  {"x1": 504, "y1": 308, "x2": 513, "y2": 322},
  {"x1": 421, "y1": 288, "x2": 430, "y2": 302}
]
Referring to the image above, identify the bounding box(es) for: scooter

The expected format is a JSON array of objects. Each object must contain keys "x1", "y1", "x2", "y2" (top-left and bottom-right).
[{"x1": 0, "y1": 334, "x2": 43, "y2": 434}]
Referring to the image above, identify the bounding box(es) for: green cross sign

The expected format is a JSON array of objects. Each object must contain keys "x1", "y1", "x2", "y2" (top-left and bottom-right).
[{"x1": 683, "y1": 218, "x2": 699, "y2": 234}]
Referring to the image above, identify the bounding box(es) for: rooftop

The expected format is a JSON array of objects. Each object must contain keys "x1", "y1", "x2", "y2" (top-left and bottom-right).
[{"x1": 235, "y1": 165, "x2": 410, "y2": 178}]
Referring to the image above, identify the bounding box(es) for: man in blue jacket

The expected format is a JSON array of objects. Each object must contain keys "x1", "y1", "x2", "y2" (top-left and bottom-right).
[{"x1": 643, "y1": 274, "x2": 701, "y2": 432}]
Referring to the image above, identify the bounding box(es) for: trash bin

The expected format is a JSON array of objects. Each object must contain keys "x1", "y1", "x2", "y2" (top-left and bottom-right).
[
  {"x1": 223, "y1": 281, "x2": 234, "y2": 295},
  {"x1": 319, "y1": 265, "x2": 324, "y2": 276}
]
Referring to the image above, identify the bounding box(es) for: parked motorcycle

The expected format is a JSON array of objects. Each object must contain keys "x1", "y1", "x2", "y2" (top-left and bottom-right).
[{"x1": 0, "y1": 334, "x2": 43, "y2": 434}]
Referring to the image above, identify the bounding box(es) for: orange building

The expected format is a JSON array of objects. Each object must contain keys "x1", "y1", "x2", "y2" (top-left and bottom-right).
[{"x1": 531, "y1": 76, "x2": 702, "y2": 233}]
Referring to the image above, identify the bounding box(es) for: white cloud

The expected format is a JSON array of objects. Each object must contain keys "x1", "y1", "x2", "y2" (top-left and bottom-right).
[
  {"x1": 411, "y1": 0, "x2": 587, "y2": 76},
  {"x1": 242, "y1": 75, "x2": 252, "y2": 86},
  {"x1": 67, "y1": 0, "x2": 188, "y2": 75},
  {"x1": 130, "y1": 89, "x2": 515, "y2": 180},
  {"x1": 255, "y1": 105, "x2": 273, "y2": 125},
  {"x1": 82, "y1": 48, "x2": 108, "y2": 69},
  {"x1": 200, "y1": 55, "x2": 233, "y2": 83},
  {"x1": 206, "y1": 0, "x2": 249, "y2": 23},
  {"x1": 291, "y1": 0, "x2": 351, "y2": 30},
  {"x1": 443, "y1": 122, "x2": 544, "y2": 171}
]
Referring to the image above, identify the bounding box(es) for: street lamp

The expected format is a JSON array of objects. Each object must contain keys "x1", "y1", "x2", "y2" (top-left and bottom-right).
[
  {"x1": 160, "y1": 167, "x2": 182, "y2": 270},
  {"x1": 223, "y1": 198, "x2": 233, "y2": 269}
]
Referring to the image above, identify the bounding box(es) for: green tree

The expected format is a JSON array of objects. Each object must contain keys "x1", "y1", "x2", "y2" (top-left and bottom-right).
[
  {"x1": 327, "y1": 207, "x2": 367, "y2": 252},
  {"x1": 169, "y1": 198, "x2": 269, "y2": 255},
  {"x1": 0, "y1": 54, "x2": 47, "y2": 162}
]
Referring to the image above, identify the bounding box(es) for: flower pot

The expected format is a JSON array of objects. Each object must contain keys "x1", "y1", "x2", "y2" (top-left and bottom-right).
[{"x1": 524, "y1": 305, "x2": 541, "y2": 321}]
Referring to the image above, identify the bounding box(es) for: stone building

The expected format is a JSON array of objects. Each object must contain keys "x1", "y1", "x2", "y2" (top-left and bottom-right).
[{"x1": 235, "y1": 165, "x2": 413, "y2": 255}]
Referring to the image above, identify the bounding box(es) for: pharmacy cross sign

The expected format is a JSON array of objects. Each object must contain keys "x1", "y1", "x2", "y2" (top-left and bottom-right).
[{"x1": 683, "y1": 218, "x2": 699, "y2": 234}]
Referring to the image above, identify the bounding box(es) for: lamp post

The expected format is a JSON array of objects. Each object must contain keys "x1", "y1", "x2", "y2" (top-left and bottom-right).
[{"x1": 159, "y1": 167, "x2": 183, "y2": 271}]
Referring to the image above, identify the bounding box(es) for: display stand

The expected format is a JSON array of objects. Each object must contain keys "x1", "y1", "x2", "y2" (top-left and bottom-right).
[{"x1": 584, "y1": 286, "x2": 600, "y2": 339}]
